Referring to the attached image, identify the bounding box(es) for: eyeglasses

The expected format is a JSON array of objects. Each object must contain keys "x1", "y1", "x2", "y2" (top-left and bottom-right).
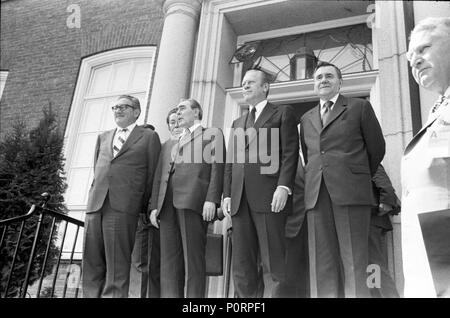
[{"x1": 111, "y1": 104, "x2": 134, "y2": 112}]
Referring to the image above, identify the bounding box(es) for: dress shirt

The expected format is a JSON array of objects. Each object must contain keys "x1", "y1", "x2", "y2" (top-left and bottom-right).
[
  {"x1": 319, "y1": 93, "x2": 339, "y2": 118},
  {"x1": 113, "y1": 122, "x2": 137, "y2": 149}
]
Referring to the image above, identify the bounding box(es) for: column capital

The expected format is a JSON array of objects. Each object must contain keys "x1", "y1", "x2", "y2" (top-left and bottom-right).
[{"x1": 158, "y1": 0, "x2": 202, "y2": 20}]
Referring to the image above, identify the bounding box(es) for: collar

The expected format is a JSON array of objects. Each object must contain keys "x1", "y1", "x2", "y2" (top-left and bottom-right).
[
  {"x1": 443, "y1": 86, "x2": 450, "y2": 99},
  {"x1": 319, "y1": 94, "x2": 339, "y2": 108},
  {"x1": 116, "y1": 122, "x2": 137, "y2": 133},
  {"x1": 184, "y1": 122, "x2": 202, "y2": 136},
  {"x1": 249, "y1": 99, "x2": 268, "y2": 115}
]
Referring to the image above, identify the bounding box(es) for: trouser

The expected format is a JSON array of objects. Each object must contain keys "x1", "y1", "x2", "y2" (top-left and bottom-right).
[
  {"x1": 82, "y1": 195, "x2": 138, "y2": 298},
  {"x1": 308, "y1": 180, "x2": 371, "y2": 298}
]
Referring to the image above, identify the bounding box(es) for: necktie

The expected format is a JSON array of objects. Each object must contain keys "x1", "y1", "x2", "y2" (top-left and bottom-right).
[
  {"x1": 321, "y1": 101, "x2": 333, "y2": 127},
  {"x1": 113, "y1": 128, "x2": 128, "y2": 157},
  {"x1": 170, "y1": 129, "x2": 191, "y2": 173},
  {"x1": 431, "y1": 95, "x2": 446, "y2": 114},
  {"x1": 246, "y1": 107, "x2": 256, "y2": 130}
]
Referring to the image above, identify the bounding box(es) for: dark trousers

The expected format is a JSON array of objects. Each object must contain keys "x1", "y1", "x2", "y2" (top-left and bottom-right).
[
  {"x1": 129, "y1": 223, "x2": 160, "y2": 298},
  {"x1": 368, "y1": 225, "x2": 399, "y2": 298},
  {"x1": 231, "y1": 188, "x2": 287, "y2": 298},
  {"x1": 159, "y1": 176, "x2": 208, "y2": 298},
  {"x1": 82, "y1": 195, "x2": 138, "y2": 298},
  {"x1": 279, "y1": 221, "x2": 310, "y2": 298},
  {"x1": 308, "y1": 180, "x2": 371, "y2": 298}
]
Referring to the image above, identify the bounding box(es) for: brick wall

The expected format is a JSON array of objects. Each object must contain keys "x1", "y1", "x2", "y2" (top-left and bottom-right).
[{"x1": 0, "y1": 0, "x2": 164, "y2": 137}]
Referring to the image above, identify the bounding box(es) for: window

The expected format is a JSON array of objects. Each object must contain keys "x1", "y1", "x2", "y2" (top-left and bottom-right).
[
  {"x1": 62, "y1": 47, "x2": 156, "y2": 258},
  {"x1": 238, "y1": 23, "x2": 373, "y2": 83},
  {"x1": 0, "y1": 71, "x2": 8, "y2": 100}
]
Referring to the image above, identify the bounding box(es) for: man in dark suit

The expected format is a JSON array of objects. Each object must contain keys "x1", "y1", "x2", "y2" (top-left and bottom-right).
[
  {"x1": 370, "y1": 164, "x2": 400, "y2": 298},
  {"x1": 223, "y1": 68, "x2": 299, "y2": 297},
  {"x1": 82, "y1": 95, "x2": 161, "y2": 298},
  {"x1": 149, "y1": 98, "x2": 225, "y2": 298},
  {"x1": 300, "y1": 61, "x2": 385, "y2": 297}
]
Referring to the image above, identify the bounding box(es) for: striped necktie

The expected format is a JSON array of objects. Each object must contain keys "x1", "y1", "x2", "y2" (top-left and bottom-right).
[
  {"x1": 113, "y1": 128, "x2": 128, "y2": 157},
  {"x1": 321, "y1": 100, "x2": 333, "y2": 127}
]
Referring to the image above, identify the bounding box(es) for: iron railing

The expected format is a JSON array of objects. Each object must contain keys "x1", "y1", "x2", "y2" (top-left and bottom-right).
[
  {"x1": 1, "y1": 193, "x2": 234, "y2": 298},
  {"x1": 0, "y1": 193, "x2": 84, "y2": 298}
]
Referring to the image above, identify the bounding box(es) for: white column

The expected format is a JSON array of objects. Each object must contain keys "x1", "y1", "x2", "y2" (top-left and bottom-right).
[
  {"x1": 375, "y1": 0, "x2": 411, "y2": 296},
  {"x1": 148, "y1": 0, "x2": 202, "y2": 142}
]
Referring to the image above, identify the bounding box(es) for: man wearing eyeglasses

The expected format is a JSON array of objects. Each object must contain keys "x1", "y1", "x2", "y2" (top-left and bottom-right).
[{"x1": 82, "y1": 95, "x2": 161, "y2": 298}]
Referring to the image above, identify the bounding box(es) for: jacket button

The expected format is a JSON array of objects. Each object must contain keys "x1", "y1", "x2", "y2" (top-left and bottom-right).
[{"x1": 321, "y1": 151, "x2": 325, "y2": 154}]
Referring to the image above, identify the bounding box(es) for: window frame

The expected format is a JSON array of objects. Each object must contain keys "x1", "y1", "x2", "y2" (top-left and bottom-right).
[{"x1": 63, "y1": 46, "x2": 156, "y2": 213}]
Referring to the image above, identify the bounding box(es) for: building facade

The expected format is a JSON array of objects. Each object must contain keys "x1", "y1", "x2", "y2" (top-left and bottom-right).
[{"x1": 1, "y1": 0, "x2": 449, "y2": 297}]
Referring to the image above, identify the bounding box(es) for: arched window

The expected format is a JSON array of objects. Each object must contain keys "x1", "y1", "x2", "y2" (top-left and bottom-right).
[{"x1": 63, "y1": 46, "x2": 156, "y2": 223}]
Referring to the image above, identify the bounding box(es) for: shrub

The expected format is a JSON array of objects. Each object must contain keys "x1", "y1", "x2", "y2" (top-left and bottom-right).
[{"x1": 0, "y1": 106, "x2": 68, "y2": 297}]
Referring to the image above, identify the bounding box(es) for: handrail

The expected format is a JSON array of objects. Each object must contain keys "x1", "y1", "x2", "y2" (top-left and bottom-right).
[
  {"x1": 0, "y1": 198, "x2": 84, "y2": 227},
  {"x1": 0, "y1": 205, "x2": 38, "y2": 225},
  {"x1": 1, "y1": 193, "x2": 84, "y2": 298},
  {"x1": 37, "y1": 207, "x2": 84, "y2": 227}
]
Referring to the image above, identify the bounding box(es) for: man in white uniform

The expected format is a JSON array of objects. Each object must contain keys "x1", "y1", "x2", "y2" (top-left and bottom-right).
[{"x1": 402, "y1": 16, "x2": 450, "y2": 298}]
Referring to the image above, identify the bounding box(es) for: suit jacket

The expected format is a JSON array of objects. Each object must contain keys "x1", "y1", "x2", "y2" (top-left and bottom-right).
[
  {"x1": 371, "y1": 164, "x2": 401, "y2": 231},
  {"x1": 224, "y1": 103, "x2": 299, "y2": 215},
  {"x1": 150, "y1": 126, "x2": 226, "y2": 215},
  {"x1": 300, "y1": 94, "x2": 385, "y2": 210},
  {"x1": 401, "y1": 101, "x2": 450, "y2": 214},
  {"x1": 86, "y1": 125, "x2": 161, "y2": 215}
]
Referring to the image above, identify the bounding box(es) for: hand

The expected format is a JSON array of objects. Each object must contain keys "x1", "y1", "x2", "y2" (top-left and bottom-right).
[
  {"x1": 150, "y1": 209, "x2": 159, "y2": 228},
  {"x1": 222, "y1": 197, "x2": 231, "y2": 218},
  {"x1": 271, "y1": 187, "x2": 288, "y2": 213},
  {"x1": 377, "y1": 203, "x2": 393, "y2": 216},
  {"x1": 203, "y1": 201, "x2": 216, "y2": 222},
  {"x1": 139, "y1": 212, "x2": 150, "y2": 227}
]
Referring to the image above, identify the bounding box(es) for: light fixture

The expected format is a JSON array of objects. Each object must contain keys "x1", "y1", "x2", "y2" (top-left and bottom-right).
[
  {"x1": 229, "y1": 42, "x2": 260, "y2": 64},
  {"x1": 289, "y1": 47, "x2": 317, "y2": 80}
]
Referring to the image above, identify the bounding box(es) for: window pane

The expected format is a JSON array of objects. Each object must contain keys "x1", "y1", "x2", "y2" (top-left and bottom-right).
[
  {"x1": 131, "y1": 60, "x2": 152, "y2": 91},
  {"x1": 241, "y1": 23, "x2": 373, "y2": 82},
  {"x1": 80, "y1": 99, "x2": 106, "y2": 133},
  {"x1": 88, "y1": 65, "x2": 111, "y2": 95},
  {"x1": 111, "y1": 61, "x2": 132, "y2": 92},
  {"x1": 72, "y1": 133, "x2": 97, "y2": 167},
  {"x1": 65, "y1": 168, "x2": 91, "y2": 206},
  {"x1": 100, "y1": 97, "x2": 118, "y2": 131}
]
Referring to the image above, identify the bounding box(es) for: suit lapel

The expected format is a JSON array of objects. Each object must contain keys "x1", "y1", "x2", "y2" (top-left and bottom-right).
[
  {"x1": 114, "y1": 125, "x2": 143, "y2": 159},
  {"x1": 404, "y1": 115, "x2": 438, "y2": 155},
  {"x1": 322, "y1": 94, "x2": 346, "y2": 131},
  {"x1": 254, "y1": 103, "x2": 276, "y2": 130},
  {"x1": 248, "y1": 103, "x2": 276, "y2": 145},
  {"x1": 106, "y1": 129, "x2": 115, "y2": 159},
  {"x1": 308, "y1": 104, "x2": 322, "y2": 134}
]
